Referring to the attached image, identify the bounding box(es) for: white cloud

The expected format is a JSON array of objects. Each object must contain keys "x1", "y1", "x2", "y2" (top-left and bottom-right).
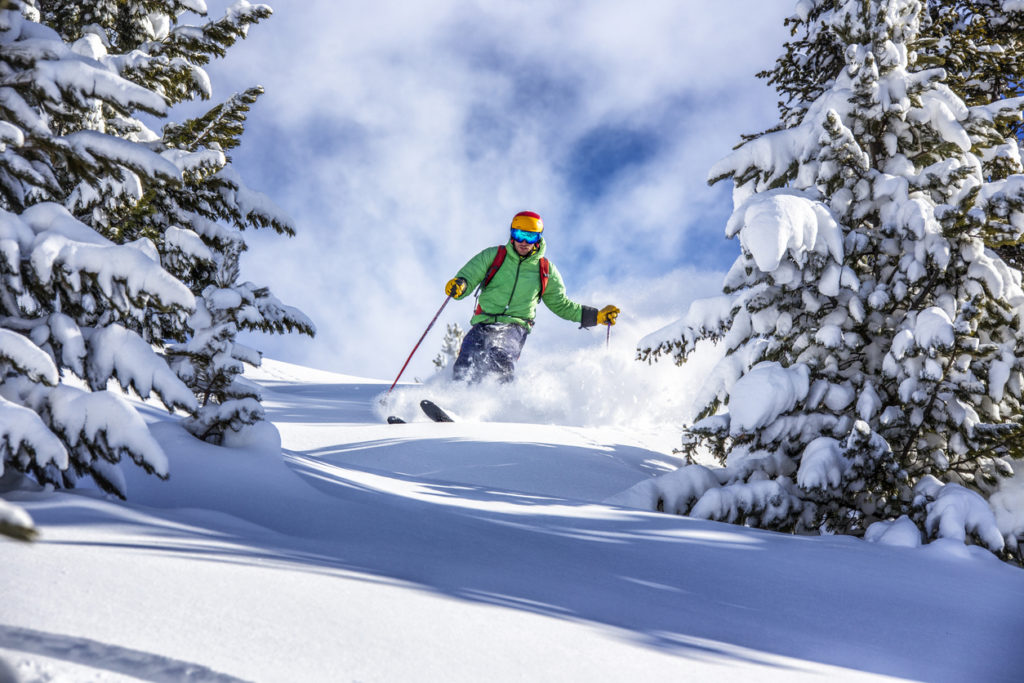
[{"x1": 196, "y1": 0, "x2": 794, "y2": 378}]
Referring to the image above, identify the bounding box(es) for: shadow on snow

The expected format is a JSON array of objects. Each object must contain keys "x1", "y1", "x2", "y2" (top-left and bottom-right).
[{"x1": 23, "y1": 450, "x2": 1024, "y2": 683}]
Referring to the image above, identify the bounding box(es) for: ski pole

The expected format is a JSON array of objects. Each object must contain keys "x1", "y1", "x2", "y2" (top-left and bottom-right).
[
  {"x1": 388, "y1": 294, "x2": 452, "y2": 394},
  {"x1": 606, "y1": 321, "x2": 611, "y2": 348}
]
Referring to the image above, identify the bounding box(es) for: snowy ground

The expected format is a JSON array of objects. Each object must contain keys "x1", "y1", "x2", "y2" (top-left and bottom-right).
[{"x1": 3, "y1": 357, "x2": 1024, "y2": 682}]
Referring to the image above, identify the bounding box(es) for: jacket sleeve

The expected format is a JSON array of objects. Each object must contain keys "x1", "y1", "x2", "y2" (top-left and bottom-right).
[
  {"x1": 453, "y1": 247, "x2": 500, "y2": 300},
  {"x1": 541, "y1": 261, "x2": 596, "y2": 326}
]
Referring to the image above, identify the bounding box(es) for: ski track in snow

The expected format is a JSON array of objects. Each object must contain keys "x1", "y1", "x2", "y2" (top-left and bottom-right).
[{"x1": 0, "y1": 625, "x2": 247, "y2": 682}]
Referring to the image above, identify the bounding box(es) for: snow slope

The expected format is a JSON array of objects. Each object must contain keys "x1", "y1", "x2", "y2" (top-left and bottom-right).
[{"x1": 3, "y1": 358, "x2": 1024, "y2": 682}]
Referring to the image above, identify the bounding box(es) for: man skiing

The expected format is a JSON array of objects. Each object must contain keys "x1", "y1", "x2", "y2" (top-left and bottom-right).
[{"x1": 444, "y1": 211, "x2": 619, "y2": 383}]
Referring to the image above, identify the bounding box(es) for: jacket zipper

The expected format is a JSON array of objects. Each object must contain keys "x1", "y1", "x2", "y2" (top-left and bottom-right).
[{"x1": 502, "y1": 256, "x2": 524, "y2": 313}]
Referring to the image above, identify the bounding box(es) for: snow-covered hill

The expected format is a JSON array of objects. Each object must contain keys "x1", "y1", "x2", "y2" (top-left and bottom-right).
[{"x1": 3, "y1": 358, "x2": 1023, "y2": 682}]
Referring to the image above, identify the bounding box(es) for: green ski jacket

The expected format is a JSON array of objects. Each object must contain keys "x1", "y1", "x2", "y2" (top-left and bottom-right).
[{"x1": 453, "y1": 239, "x2": 593, "y2": 331}]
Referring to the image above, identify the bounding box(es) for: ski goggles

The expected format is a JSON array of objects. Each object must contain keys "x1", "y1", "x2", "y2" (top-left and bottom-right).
[{"x1": 510, "y1": 228, "x2": 542, "y2": 244}]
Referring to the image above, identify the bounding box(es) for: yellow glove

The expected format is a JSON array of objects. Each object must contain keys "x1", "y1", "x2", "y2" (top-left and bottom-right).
[
  {"x1": 445, "y1": 277, "x2": 467, "y2": 298},
  {"x1": 597, "y1": 305, "x2": 620, "y2": 326}
]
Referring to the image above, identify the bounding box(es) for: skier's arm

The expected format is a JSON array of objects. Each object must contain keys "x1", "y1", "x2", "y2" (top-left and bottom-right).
[
  {"x1": 541, "y1": 263, "x2": 592, "y2": 326},
  {"x1": 543, "y1": 263, "x2": 618, "y2": 328},
  {"x1": 449, "y1": 247, "x2": 500, "y2": 300}
]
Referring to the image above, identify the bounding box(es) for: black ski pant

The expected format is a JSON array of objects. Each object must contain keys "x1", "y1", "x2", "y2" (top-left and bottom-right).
[{"x1": 452, "y1": 323, "x2": 528, "y2": 383}]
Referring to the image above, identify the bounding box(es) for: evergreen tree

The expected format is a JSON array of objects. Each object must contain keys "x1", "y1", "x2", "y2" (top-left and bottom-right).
[
  {"x1": 639, "y1": 0, "x2": 1024, "y2": 561},
  {"x1": 0, "y1": 0, "x2": 310, "y2": 503},
  {"x1": 37, "y1": 1, "x2": 316, "y2": 443},
  {"x1": 37, "y1": 2, "x2": 285, "y2": 317},
  {"x1": 433, "y1": 323, "x2": 465, "y2": 372},
  {"x1": 763, "y1": 1, "x2": 1024, "y2": 138},
  {"x1": 0, "y1": 0, "x2": 197, "y2": 497},
  {"x1": 166, "y1": 242, "x2": 313, "y2": 445}
]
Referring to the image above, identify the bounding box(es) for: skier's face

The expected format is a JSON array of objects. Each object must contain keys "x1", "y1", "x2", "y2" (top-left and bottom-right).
[{"x1": 512, "y1": 237, "x2": 535, "y2": 256}]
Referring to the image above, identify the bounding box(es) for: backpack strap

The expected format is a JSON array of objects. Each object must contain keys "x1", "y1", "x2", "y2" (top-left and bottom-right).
[
  {"x1": 474, "y1": 245, "x2": 507, "y2": 316},
  {"x1": 538, "y1": 257, "x2": 549, "y2": 299},
  {"x1": 482, "y1": 245, "x2": 507, "y2": 289}
]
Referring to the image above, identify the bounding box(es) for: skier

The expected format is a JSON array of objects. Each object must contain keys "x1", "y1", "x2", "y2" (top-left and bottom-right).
[{"x1": 444, "y1": 211, "x2": 619, "y2": 383}]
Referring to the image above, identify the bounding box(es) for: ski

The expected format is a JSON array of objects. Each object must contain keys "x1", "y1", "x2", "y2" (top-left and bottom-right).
[
  {"x1": 420, "y1": 399, "x2": 454, "y2": 422},
  {"x1": 386, "y1": 400, "x2": 454, "y2": 424}
]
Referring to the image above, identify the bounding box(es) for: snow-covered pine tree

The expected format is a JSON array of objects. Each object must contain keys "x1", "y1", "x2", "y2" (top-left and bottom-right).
[
  {"x1": 0, "y1": 0, "x2": 199, "y2": 497},
  {"x1": 636, "y1": 0, "x2": 1024, "y2": 561},
  {"x1": 764, "y1": 0, "x2": 1024, "y2": 265},
  {"x1": 921, "y1": 1, "x2": 1024, "y2": 139},
  {"x1": 155, "y1": 58, "x2": 316, "y2": 445},
  {"x1": 40, "y1": 1, "x2": 287, "y2": 271},
  {"x1": 763, "y1": 2, "x2": 1024, "y2": 139},
  {"x1": 165, "y1": 242, "x2": 313, "y2": 444},
  {"x1": 38, "y1": 1, "x2": 316, "y2": 444},
  {"x1": 433, "y1": 323, "x2": 465, "y2": 372},
  {"x1": 919, "y1": 2, "x2": 1024, "y2": 274}
]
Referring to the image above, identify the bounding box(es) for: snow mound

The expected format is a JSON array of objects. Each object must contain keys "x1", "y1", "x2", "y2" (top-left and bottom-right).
[
  {"x1": 220, "y1": 419, "x2": 282, "y2": 455},
  {"x1": 865, "y1": 516, "x2": 922, "y2": 548},
  {"x1": 915, "y1": 476, "x2": 1005, "y2": 552},
  {"x1": 797, "y1": 436, "x2": 847, "y2": 490},
  {"x1": 605, "y1": 464, "x2": 721, "y2": 514},
  {"x1": 690, "y1": 479, "x2": 802, "y2": 526},
  {"x1": 725, "y1": 191, "x2": 843, "y2": 274},
  {"x1": 990, "y1": 462, "x2": 1024, "y2": 553},
  {"x1": 727, "y1": 361, "x2": 810, "y2": 433},
  {"x1": 912, "y1": 307, "x2": 954, "y2": 350}
]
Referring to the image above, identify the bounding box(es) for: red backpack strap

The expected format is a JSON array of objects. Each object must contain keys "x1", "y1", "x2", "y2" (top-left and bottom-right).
[
  {"x1": 538, "y1": 257, "x2": 549, "y2": 298},
  {"x1": 474, "y1": 245, "x2": 508, "y2": 316},
  {"x1": 482, "y1": 245, "x2": 507, "y2": 288}
]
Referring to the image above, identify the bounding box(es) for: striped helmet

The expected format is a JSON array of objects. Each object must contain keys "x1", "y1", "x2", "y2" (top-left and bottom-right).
[{"x1": 510, "y1": 211, "x2": 543, "y2": 233}]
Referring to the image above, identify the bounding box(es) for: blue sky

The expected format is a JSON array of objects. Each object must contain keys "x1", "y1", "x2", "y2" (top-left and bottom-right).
[{"x1": 188, "y1": 0, "x2": 794, "y2": 378}]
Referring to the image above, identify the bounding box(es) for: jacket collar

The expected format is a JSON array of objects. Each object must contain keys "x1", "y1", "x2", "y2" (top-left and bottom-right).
[{"x1": 506, "y1": 237, "x2": 546, "y2": 261}]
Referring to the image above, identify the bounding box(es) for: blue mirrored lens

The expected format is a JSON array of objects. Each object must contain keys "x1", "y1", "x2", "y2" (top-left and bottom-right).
[{"x1": 511, "y1": 228, "x2": 541, "y2": 244}]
